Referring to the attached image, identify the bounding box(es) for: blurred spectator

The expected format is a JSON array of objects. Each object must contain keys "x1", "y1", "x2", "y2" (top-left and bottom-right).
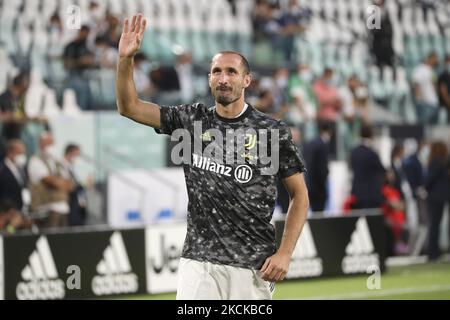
[
  {"x1": 313, "y1": 68, "x2": 342, "y2": 122},
  {"x1": 47, "y1": 13, "x2": 66, "y2": 86},
  {"x1": 259, "y1": 67, "x2": 290, "y2": 119},
  {"x1": 133, "y1": 52, "x2": 154, "y2": 99},
  {"x1": 338, "y1": 74, "x2": 370, "y2": 125},
  {"x1": 288, "y1": 64, "x2": 317, "y2": 123},
  {"x1": 251, "y1": 0, "x2": 272, "y2": 43},
  {"x1": 94, "y1": 35, "x2": 118, "y2": 69},
  {"x1": 0, "y1": 200, "x2": 32, "y2": 234},
  {"x1": 381, "y1": 169, "x2": 408, "y2": 256},
  {"x1": 28, "y1": 132, "x2": 74, "y2": 228},
  {"x1": 302, "y1": 121, "x2": 332, "y2": 212},
  {"x1": 424, "y1": 141, "x2": 450, "y2": 261},
  {"x1": 276, "y1": 125, "x2": 302, "y2": 214},
  {"x1": 0, "y1": 140, "x2": 28, "y2": 212},
  {"x1": 100, "y1": 13, "x2": 122, "y2": 48},
  {"x1": 369, "y1": 0, "x2": 395, "y2": 69},
  {"x1": 412, "y1": 52, "x2": 439, "y2": 124},
  {"x1": 438, "y1": 55, "x2": 450, "y2": 123},
  {"x1": 403, "y1": 139, "x2": 428, "y2": 208},
  {"x1": 390, "y1": 143, "x2": 406, "y2": 198},
  {"x1": 314, "y1": 68, "x2": 341, "y2": 158},
  {"x1": 0, "y1": 72, "x2": 30, "y2": 141},
  {"x1": 175, "y1": 52, "x2": 195, "y2": 103},
  {"x1": 349, "y1": 125, "x2": 386, "y2": 209},
  {"x1": 61, "y1": 144, "x2": 87, "y2": 226},
  {"x1": 254, "y1": 89, "x2": 275, "y2": 115},
  {"x1": 265, "y1": 0, "x2": 311, "y2": 63},
  {"x1": 63, "y1": 25, "x2": 96, "y2": 110}
]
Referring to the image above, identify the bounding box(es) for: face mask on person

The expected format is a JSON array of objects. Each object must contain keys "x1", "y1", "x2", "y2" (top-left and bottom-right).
[
  {"x1": 44, "y1": 145, "x2": 58, "y2": 158},
  {"x1": 419, "y1": 145, "x2": 430, "y2": 165},
  {"x1": 276, "y1": 77, "x2": 288, "y2": 89},
  {"x1": 14, "y1": 154, "x2": 27, "y2": 167},
  {"x1": 300, "y1": 71, "x2": 313, "y2": 82}
]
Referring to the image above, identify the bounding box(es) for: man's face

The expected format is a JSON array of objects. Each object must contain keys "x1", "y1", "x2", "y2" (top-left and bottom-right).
[
  {"x1": 208, "y1": 54, "x2": 251, "y2": 106},
  {"x1": 67, "y1": 149, "x2": 81, "y2": 164}
]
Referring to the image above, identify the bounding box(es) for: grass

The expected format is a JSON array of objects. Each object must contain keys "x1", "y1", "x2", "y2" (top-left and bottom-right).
[{"x1": 118, "y1": 262, "x2": 450, "y2": 300}]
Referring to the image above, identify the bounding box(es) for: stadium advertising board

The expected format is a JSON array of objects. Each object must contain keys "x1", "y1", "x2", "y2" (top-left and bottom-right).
[
  {"x1": 145, "y1": 223, "x2": 187, "y2": 294},
  {"x1": 2, "y1": 229, "x2": 146, "y2": 300},
  {"x1": 275, "y1": 213, "x2": 386, "y2": 278}
]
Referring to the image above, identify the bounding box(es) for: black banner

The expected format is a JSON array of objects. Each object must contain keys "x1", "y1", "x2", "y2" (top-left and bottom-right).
[
  {"x1": 3, "y1": 228, "x2": 146, "y2": 300},
  {"x1": 275, "y1": 212, "x2": 387, "y2": 279}
]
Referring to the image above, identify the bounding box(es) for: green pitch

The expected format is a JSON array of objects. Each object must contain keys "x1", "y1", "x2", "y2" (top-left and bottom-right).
[{"x1": 120, "y1": 262, "x2": 450, "y2": 300}]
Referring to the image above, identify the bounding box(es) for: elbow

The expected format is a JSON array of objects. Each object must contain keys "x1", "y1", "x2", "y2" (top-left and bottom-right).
[{"x1": 116, "y1": 100, "x2": 135, "y2": 118}]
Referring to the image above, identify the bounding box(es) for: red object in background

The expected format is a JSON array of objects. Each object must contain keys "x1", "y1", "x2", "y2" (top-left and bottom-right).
[
  {"x1": 381, "y1": 185, "x2": 406, "y2": 241},
  {"x1": 342, "y1": 195, "x2": 357, "y2": 214}
]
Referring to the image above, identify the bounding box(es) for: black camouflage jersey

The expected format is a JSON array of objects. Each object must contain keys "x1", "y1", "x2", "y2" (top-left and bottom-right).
[{"x1": 155, "y1": 103, "x2": 305, "y2": 269}]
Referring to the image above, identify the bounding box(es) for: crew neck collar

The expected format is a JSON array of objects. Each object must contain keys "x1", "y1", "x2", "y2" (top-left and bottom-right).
[{"x1": 214, "y1": 103, "x2": 253, "y2": 123}]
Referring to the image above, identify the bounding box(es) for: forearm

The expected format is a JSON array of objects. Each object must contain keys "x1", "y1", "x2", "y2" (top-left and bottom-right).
[
  {"x1": 278, "y1": 194, "x2": 309, "y2": 256},
  {"x1": 116, "y1": 56, "x2": 139, "y2": 116}
]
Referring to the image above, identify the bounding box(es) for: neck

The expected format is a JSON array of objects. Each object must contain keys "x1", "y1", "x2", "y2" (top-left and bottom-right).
[{"x1": 215, "y1": 96, "x2": 246, "y2": 119}]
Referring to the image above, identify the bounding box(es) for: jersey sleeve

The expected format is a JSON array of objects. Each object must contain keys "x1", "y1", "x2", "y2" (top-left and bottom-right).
[
  {"x1": 154, "y1": 103, "x2": 202, "y2": 135},
  {"x1": 277, "y1": 122, "x2": 306, "y2": 179}
]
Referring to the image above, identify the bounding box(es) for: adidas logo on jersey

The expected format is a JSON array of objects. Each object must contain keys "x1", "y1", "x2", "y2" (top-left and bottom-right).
[
  {"x1": 16, "y1": 236, "x2": 65, "y2": 300},
  {"x1": 92, "y1": 232, "x2": 138, "y2": 296},
  {"x1": 342, "y1": 217, "x2": 379, "y2": 274},
  {"x1": 287, "y1": 223, "x2": 323, "y2": 278}
]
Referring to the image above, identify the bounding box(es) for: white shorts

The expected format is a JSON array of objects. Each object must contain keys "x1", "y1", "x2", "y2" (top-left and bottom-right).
[{"x1": 176, "y1": 258, "x2": 275, "y2": 300}]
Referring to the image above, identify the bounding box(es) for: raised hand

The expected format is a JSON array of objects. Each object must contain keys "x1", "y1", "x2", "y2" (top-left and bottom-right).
[{"x1": 118, "y1": 14, "x2": 147, "y2": 58}]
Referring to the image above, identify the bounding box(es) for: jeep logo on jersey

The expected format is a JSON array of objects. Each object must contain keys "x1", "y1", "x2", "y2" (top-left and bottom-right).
[
  {"x1": 92, "y1": 232, "x2": 138, "y2": 296},
  {"x1": 16, "y1": 236, "x2": 65, "y2": 300},
  {"x1": 234, "y1": 165, "x2": 253, "y2": 183},
  {"x1": 341, "y1": 217, "x2": 380, "y2": 274}
]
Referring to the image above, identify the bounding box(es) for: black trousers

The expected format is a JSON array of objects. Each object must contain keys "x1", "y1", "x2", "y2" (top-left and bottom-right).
[{"x1": 427, "y1": 199, "x2": 446, "y2": 260}]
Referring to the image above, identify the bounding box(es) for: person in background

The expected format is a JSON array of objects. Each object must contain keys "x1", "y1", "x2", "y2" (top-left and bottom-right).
[
  {"x1": 0, "y1": 72, "x2": 30, "y2": 144},
  {"x1": 438, "y1": 55, "x2": 450, "y2": 123},
  {"x1": 288, "y1": 64, "x2": 317, "y2": 124},
  {"x1": 302, "y1": 121, "x2": 332, "y2": 212},
  {"x1": 28, "y1": 132, "x2": 74, "y2": 228},
  {"x1": 0, "y1": 140, "x2": 28, "y2": 213},
  {"x1": 349, "y1": 125, "x2": 386, "y2": 209},
  {"x1": 61, "y1": 144, "x2": 87, "y2": 226},
  {"x1": 381, "y1": 169, "x2": 408, "y2": 256},
  {"x1": 313, "y1": 68, "x2": 341, "y2": 158},
  {"x1": 411, "y1": 52, "x2": 439, "y2": 124},
  {"x1": 369, "y1": 0, "x2": 395, "y2": 70},
  {"x1": 0, "y1": 200, "x2": 33, "y2": 234},
  {"x1": 424, "y1": 141, "x2": 450, "y2": 261},
  {"x1": 63, "y1": 25, "x2": 96, "y2": 110}
]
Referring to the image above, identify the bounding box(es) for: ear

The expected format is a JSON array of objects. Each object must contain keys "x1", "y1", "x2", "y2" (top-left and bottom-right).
[
  {"x1": 243, "y1": 73, "x2": 252, "y2": 89},
  {"x1": 208, "y1": 73, "x2": 212, "y2": 88}
]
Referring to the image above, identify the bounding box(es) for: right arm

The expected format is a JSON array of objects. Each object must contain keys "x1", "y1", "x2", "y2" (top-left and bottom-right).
[{"x1": 116, "y1": 14, "x2": 161, "y2": 128}]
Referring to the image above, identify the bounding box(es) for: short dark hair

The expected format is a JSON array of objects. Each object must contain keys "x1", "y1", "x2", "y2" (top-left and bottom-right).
[
  {"x1": 12, "y1": 72, "x2": 29, "y2": 87},
  {"x1": 65, "y1": 143, "x2": 80, "y2": 155},
  {"x1": 213, "y1": 51, "x2": 251, "y2": 74},
  {"x1": 360, "y1": 125, "x2": 373, "y2": 139},
  {"x1": 318, "y1": 121, "x2": 333, "y2": 134}
]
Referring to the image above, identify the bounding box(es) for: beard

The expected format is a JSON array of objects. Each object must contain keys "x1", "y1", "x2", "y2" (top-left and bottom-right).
[{"x1": 212, "y1": 86, "x2": 242, "y2": 106}]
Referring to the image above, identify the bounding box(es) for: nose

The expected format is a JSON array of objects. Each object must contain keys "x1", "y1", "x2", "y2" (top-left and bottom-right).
[{"x1": 218, "y1": 72, "x2": 230, "y2": 85}]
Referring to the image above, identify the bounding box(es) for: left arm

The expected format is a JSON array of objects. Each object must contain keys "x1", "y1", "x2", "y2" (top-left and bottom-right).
[{"x1": 260, "y1": 172, "x2": 309, "y2": 282}]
